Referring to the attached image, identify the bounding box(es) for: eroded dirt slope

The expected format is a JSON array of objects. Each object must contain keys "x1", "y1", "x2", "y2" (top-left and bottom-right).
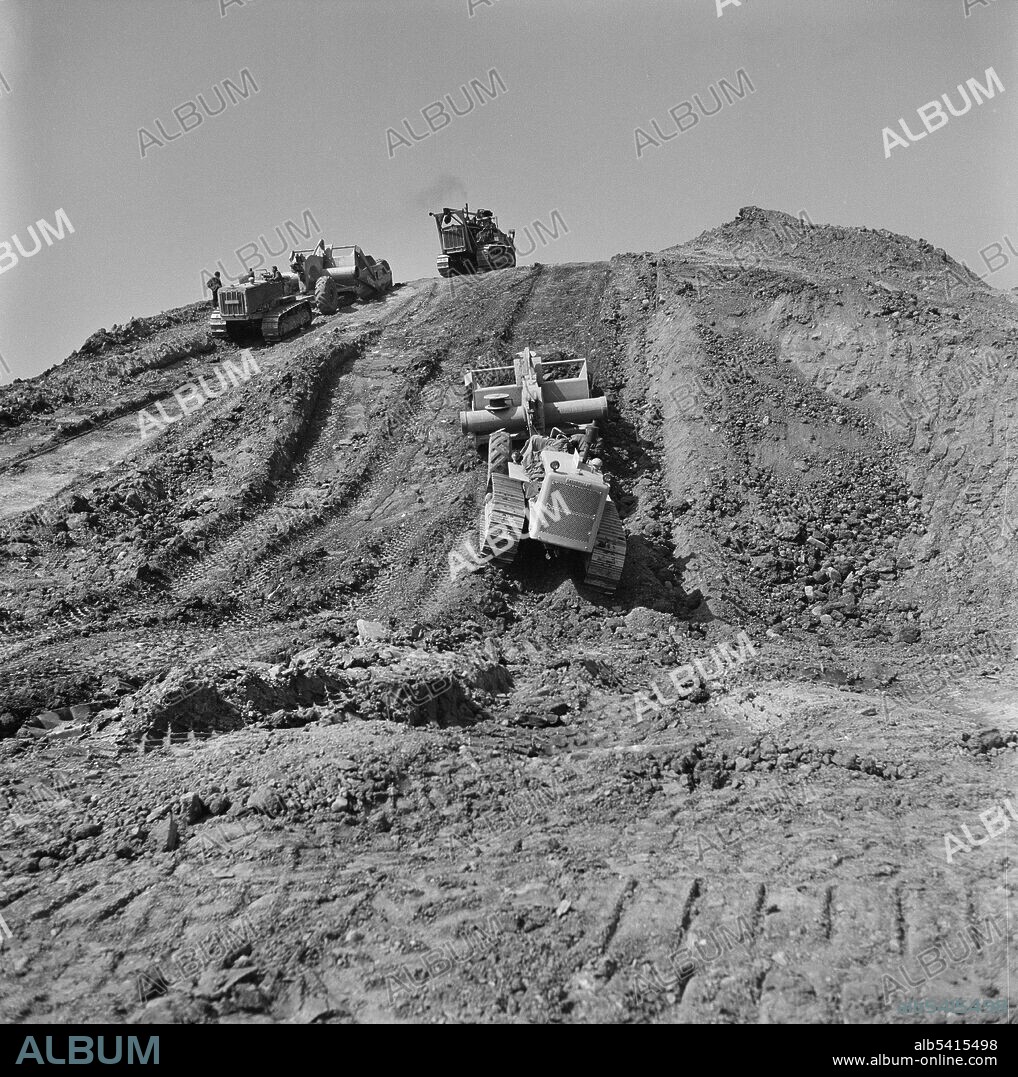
[{"x1": 0, "y1": 209, "x2": 1015, "y2": 1024}]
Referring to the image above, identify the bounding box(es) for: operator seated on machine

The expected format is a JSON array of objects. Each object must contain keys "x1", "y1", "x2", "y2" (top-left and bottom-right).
[
  {"x1": 520, "y1": 427, "x2": 594, "y2": 499},
  {"x1": 521, "y1": 429, "x2": 570, "y2": 483}
]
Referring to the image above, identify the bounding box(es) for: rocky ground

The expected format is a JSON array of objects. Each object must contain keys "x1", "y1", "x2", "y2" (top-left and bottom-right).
[{"x1": 0, "y1": 207, "x2": 1015, "y2": 1024}]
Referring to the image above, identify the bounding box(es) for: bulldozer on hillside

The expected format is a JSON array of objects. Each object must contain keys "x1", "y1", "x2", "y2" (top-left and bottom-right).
[
  {"x1": 460, "y1": 347, "x2": 626, "y2": 593},
  {"x1": 209, "y1": 273, "x2": 312, "y2": 343},
  {"x1": 208, "y1": 240, "x2": 392, "y2": 342},
  {"x1": 288, "y1": 241, "x2": 393, "y2": 314},
  {"x1": 430, "y1": 205, "x2": 516, "y2": 278}
]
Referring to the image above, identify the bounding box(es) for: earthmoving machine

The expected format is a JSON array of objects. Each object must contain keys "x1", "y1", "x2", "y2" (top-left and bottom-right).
[
  {"x1": 459, "y1": 347, "x2": 626, "y2": 592},
  {"x1": 287, "y1": 242, "x2": 393, "y2": 314},
  {"x1": 209, "y1": 273, "x2": 312, "y2": 343},
  {"x1": 429, "y1": 205, "x2": 516, "y2": 277}
]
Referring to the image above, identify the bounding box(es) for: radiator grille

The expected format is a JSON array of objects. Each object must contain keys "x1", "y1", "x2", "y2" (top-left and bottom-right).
[
  {"x1": 219, "y1": 289, "x2": 247, "y2": 316},
  {"x1": 441, "y1": 226, "x2": 466, "y2": 252},
  {"x1": 532, "y1": 478, "x2": 605, "y2": 551}
]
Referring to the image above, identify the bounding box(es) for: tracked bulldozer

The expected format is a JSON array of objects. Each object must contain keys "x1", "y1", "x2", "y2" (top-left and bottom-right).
[
  {"x1": 209, "y1": 274, "x2": 312, "y2": 343},
  {"x1": 460, "y1": 348, "x2": 627, "y2": 593},
  {"x1": 430, "y1": 205, "x2": 516, "y2": 278},
  {"x1": 288, "y1": 241, "x2": 393, "y2": 314}
]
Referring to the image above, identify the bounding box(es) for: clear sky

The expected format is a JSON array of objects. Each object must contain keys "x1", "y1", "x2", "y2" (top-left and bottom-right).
[{"x1": 0, "y1": 0, "x2": 1014, "y2": 380}]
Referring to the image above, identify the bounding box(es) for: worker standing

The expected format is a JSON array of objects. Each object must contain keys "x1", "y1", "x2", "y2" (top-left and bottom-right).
[{"x1": 206, "y1": 271, "x2": 222, "y2": 308}]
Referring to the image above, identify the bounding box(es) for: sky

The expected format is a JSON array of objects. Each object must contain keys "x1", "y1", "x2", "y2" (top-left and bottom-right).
[{"x1": 0, "y1": 0, "x2": 1014, "y2": 381}]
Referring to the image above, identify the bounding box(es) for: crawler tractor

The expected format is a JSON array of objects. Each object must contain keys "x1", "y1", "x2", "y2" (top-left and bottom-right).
[
  {"x1": 288, "y1": 241, "x2": 393, "y2": 314},
  {"x1": 460, "y1": 348, "x2": 627, "y2": 592},
  {"x1": 430, "y1": 205, "x2": 516, "y2": 278},
  {"x1": 209, "y1": 274, "x2": 312, "y2": 343}
]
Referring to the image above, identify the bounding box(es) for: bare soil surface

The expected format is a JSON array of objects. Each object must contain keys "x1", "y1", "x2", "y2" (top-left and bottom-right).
[{"x1": 0, "y1": 208, "x2": 1015, "y2": 1024}]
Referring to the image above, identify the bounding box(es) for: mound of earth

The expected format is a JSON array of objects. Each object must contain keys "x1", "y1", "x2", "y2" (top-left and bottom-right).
[{"x1": 0, "y1": 210, "x2": 1015, "y2": 1024}]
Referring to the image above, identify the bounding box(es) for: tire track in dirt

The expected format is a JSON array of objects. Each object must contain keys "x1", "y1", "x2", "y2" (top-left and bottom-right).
[
  {"x1": 0, "y1": 275, "x2": 547, "y2": 677},
  {"x1": 382, "y1": 261, "x2": 626, "y2": 623},
  {"x1": 22, "y1": 879, "x2": 104, "y2": 923},
  {"x1": 502, "y1": 261, "x2": 610, "y2": 360},
  {"x1": 246, "y1": 354, "x2": 454, "y2": 603},
  {"x1": 169, "y1": 336, "x2": 368, "y2": 602},
  {"x1": 200, "y1": 271, "x2": 539, "y2": 614},
  {"x1": 410, "y1": 262, "x2": 656, "y2": 629},
  {"x1": 189, "y1": 283, "x2": 448, "y2": 594},
  {"x1": 0, "y1": 336, "x2": 248, "y2": 521},
  {"x1": 4, "y1": 213, "x2": 1018, "y2": 1024},
  {"x1": 54, "y1": 292, "x2": 439, "y2": 635},
  {"x1": 321, "y1": 266, "x2": 547, "y2": 617},
  {"x1": 596, "y1": 876, "x2": 639, "y2": 959},
  {"x1": 4, "y1": 288, "x2": 440, "y2": 636},
  {"x1": 820, "y1": 884, "x2": 834, "y2": 940},
  {"x1": 366, "y1": 266, "x2": 553, "y2": 606}
]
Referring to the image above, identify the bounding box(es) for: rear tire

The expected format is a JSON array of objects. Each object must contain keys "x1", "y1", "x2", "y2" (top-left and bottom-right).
[{"x1": 315, "y1": 275, "x2": 340, "y2": 315}]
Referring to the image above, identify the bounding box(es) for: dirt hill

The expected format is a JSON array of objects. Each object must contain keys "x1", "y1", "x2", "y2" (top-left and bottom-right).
[{"x1": 0, "y1": 208, "x2": 1015, "y2": 1024}]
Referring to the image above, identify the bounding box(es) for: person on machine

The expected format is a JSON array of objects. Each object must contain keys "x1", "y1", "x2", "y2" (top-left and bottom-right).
[
  {"x1": 206, "y1": 271, "x2": 222, "y2": 308},
  {"x1": 522, "y1": 429, "x2": 570, "y2": 482}
]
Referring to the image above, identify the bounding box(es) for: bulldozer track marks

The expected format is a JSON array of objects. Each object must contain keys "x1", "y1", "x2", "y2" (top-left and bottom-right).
[
  {"x1": 24, "y1": 880, "x2": 104, "y2": 924},
  {"x1": 91, "y1": 884, "x2": 153, "y2": 925},
  {"x1": 596, "y1": 877, "x2": 639, "y2": 959},
  {"x1": 165, "y1": 339, "x2": 366, "y2": 601},
  {"x1": 679, "y1": 877, "x2": 703, "y2": 937},
  {"x1": 893, "y1": 884, "x2": 908, "y2": 957},
  {"x1": 489, "y1": 264, "x2": 544, "y2": 361},
  {"x1": 749, "y1": 881, "x2": 767, "y2": 941},
  {"x1": 3, "y1": 207, "x2": 1018, "y2": 1024},
  {"x1": 170, "y1": 301, "x2": 462, "y2": 614},
  {"x1": 819, "y1": 885, "x2": 835, "y2": 941},
  {"x1": 0, "y1": 354, "x2": 226, "y2": 483}
]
